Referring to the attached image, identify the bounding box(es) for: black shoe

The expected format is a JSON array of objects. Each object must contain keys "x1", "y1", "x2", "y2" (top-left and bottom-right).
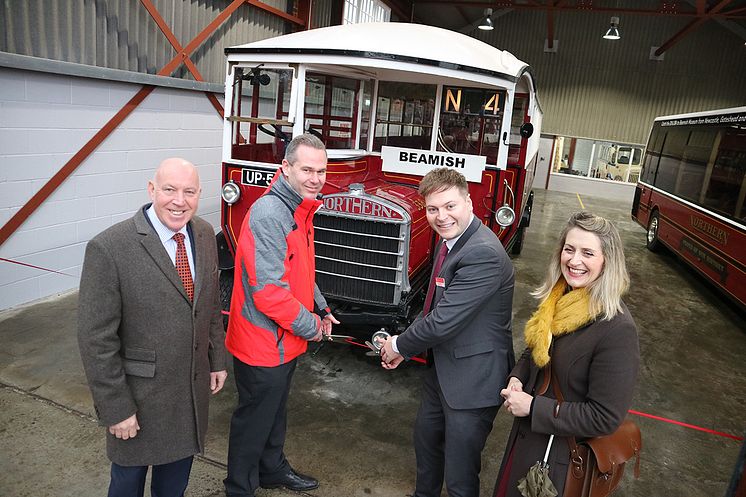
[{"x1": 260, "y1": 469, "x2": 319, "y2": 491}]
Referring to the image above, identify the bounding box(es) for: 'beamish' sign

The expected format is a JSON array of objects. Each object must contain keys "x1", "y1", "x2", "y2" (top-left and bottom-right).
[{"x1": 381, "y1": 146, "x2": 486, "y2": 182}]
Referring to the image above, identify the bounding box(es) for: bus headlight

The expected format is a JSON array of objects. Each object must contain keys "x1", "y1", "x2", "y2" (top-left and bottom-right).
[
  {"x1": 495, "y1": 204, "x2": 515, "y2": 227},
  {"x1": 221, "y1": 181, "x2": 241, "y2": 205}
]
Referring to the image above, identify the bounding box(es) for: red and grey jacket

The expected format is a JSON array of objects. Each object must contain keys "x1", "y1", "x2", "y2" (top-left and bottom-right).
[{"x1": 226, "y1": 171, "x2": 329, "y2": 367}]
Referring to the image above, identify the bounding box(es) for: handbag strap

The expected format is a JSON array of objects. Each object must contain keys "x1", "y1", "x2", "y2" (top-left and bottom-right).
[{"x1": 549, "y1": 364, "x2": 642, "y2": 480}]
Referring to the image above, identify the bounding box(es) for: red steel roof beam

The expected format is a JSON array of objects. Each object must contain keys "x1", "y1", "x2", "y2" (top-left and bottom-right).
[
  {"x1": 412, "y1": 1, "x2": 724, "y2": 17},
  {"x1": 546, "y1": 1, "x2": 556, "y2": 50},
  {"x1": 247, "y1": 0, "x2": 306, "y2": 26},
  {"x1": 0, "y1": 87, "x2": 156, "y2": 246},
  {"x1": 696, "y1": 0, "x2": 706, "y2": 16},
  {"x1": 296, "y1": 0, "x2": 312, "y2": 29},
  {"x1": 0, "y1": 0, "x2": 249, "y2": 247},
  {"x1": 380, "y1": 0, "x2": 412, "y2": 21},
  {"x1": 139, "y1": 0, "x2": 225, "y2": 117},
  {"x1": 654, "y1": 0, "x2": 733, "y2": 56}
]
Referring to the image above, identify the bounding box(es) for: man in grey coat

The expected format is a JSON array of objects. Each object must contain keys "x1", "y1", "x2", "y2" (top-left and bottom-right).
[
  {"x1": 78, "y1": 158, "x2": 228, "y2": 497},
  {"x1": 381, "y1": 167, "x2": 515, "y2": 497}
]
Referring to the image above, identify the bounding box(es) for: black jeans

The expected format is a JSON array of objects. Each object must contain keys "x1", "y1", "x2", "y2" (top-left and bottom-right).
[{"x1": 224, "y1": 357, "x2": 297, "y2": 497}]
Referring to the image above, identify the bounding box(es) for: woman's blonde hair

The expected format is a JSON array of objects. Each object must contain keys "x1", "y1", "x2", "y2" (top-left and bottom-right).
[{"x1": 534, "y1": 211, "x2": 630, "y2": 320}]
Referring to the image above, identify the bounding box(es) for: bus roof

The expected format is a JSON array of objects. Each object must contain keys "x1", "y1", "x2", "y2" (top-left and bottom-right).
[
  {"x1": 654, "y1": 106, "x2": 746, "y2": 122},
  {"x1": 225, "y1": 22, "x2": 528, "y2": 83}
]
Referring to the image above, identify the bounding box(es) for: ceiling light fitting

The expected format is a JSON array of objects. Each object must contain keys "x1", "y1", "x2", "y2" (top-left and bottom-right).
[
  {"x1": 603, "y1": 16, "x2": 620, "y2": 40},
  {"x1": 479, "y1": 8, "x2": 494, "y2": 31}
]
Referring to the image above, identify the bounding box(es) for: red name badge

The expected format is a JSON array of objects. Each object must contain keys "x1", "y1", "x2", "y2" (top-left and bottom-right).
[{"x1": 435, "y1": 277, "x2": 445, "y2": 287}]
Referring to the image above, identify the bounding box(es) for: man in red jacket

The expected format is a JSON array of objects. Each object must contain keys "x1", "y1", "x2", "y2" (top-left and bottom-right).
[{"x1": 224, "y1": 134, "x2": 339, "y2": 497}]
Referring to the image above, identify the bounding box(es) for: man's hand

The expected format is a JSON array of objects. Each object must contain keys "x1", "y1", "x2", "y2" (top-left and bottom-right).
[
  {"x1": 381, "y1": 354, "x2": 404, "y2": 369},
  {"x1": 310, "y1": 312, "x2": 341, "y2": 342},
  {"x1": 210, "y1": 370, "x2": 228, "y2": 394},
  {"x1": 321, "y1": 312, "x2": 340, "y2": 335},
  {"x1": 109, "y1": 414, "x2": 140, "y2": 440},
  {"x1": 380, "y1": 336, "x2": 404, "y2": 369}
]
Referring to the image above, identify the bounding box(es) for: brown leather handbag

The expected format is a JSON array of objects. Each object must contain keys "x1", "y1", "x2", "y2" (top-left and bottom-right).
[{"x1": 550, "y1": 369, "x2": 642, "y2": 497}]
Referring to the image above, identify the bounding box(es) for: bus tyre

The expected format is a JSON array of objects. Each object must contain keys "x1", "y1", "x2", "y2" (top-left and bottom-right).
[
  {"x1": 219, "y1": 270, "x2": 234, "y2": 330},
  {"x1": 646, "y1": 212, "x2": 661, "y2": 252}
]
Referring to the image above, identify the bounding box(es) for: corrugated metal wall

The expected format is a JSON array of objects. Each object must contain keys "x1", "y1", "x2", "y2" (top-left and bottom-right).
[
  {"x1": 311, "y1": 0, "x2": 337, "y2": 29},
  {"x1": 1, "y1": 0, "x2": 288, "y2": 84},
  {"x1": 2, "y1": 1, "x2": 744, "y2": 143},
  {"x1": 473, "y1": 8, "x2": 746, "y2": 144}
]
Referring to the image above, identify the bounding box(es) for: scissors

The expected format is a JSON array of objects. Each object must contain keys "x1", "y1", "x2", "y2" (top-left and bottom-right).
[
  {"x1": 322, "y1": 333, "x2": 355, "y2": 343},
  {"x1": 364, "y1": 330, "x2": 391, "y2": 356}
]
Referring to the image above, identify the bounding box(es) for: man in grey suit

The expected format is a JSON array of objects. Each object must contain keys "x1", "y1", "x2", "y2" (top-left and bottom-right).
[
  {"x1": 381, "y1": 167, "x2": 515, "y2": 497},
  {"x1": 78, "y1": 158, "x2": 228, "y2": 497}
]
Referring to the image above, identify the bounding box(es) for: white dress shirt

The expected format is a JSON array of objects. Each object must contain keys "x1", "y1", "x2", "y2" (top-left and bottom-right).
[{"x1": 146, "y1": 205, "x2": 195, "y2": 280}]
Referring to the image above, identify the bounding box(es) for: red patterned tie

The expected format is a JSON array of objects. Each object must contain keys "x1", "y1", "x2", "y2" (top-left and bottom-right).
[
  {"x1": 423, "y1": 241, "x2": 448, "y2": 314},
  {"x1": 173, "y1": 233, "x2": 194, "y2": 301}
]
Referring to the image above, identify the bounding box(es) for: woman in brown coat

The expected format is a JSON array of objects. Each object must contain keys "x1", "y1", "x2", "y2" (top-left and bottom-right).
[{"x1": 494, "y1": 211, "x2": 640, "y2": 497}]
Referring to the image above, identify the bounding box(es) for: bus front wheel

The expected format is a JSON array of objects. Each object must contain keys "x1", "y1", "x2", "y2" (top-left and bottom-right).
[
  {"x1": 510, "y1": 226, "x2": 526, "y2": 255},
  {"x1": 646, "y1": 212, "x2": 661, "y2": 252},
  {"x1": 219, "y1": 270, "x2": 234, "y2": 330}
]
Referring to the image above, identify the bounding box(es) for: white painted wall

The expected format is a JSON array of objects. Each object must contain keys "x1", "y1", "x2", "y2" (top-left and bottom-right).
[
  {"x1": 0, "y1": 67, "x2": 224, "y2": 310},
  {"x1": 547, "y1": 173, "x2": 636, "y2": 203},
  {"x1": 532, "y1": 136, "x2": 554, "y2": 190}
]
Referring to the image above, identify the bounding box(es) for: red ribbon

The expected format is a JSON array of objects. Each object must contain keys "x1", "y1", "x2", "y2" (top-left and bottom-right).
[
  {"x1": 628, "y1": 409, "x2": 743, "y2": 441},
  {"x1": 0, "y1": 257, "x2": 74, "y2": 277}
]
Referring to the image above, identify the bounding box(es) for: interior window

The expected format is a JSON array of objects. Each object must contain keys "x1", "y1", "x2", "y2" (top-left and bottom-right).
[
  {"x1": 373, "y1": 81, "x2": 436, "y2": 152},
  {"x1": 304, "y1": 73, "x2": 361, "y2": 150}
]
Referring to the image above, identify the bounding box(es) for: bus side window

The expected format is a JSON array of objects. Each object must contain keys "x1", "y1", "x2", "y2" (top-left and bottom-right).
[
  {"x1": 229, "y1": 66, "x2": 294, "y2": 164},
  {"x1": 655, "y1": 128, "x2": 689, "y2": 191},
  {"x1": 702, "y1": 127, "x2": 746, "y2": 220},
  {"x1": 641, "y1": 125, "x2": 664, "y2": 184}
]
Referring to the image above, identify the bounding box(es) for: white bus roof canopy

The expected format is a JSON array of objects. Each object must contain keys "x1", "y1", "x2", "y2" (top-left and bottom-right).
[{"x1": 225, "y1": 22, "x2": 528, "y2": 82}]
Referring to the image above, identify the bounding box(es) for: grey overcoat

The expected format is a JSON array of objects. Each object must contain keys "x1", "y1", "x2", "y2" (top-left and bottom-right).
[
  {"x1": 493, "y1": 304, "x2": 640, "y2": 497},
  {"x1": 78, "y1": 205, "x2": 227, "y2": 466}
]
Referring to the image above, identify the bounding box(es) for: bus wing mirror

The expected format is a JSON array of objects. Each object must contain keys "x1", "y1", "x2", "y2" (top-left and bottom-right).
[{"x1": 520, "y1": 122, "x2": 534, "y2": 139}]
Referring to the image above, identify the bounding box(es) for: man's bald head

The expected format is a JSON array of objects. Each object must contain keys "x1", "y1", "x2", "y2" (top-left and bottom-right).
[{"x1": 148, "y1": 158, "x2": 201, "y2": 231}]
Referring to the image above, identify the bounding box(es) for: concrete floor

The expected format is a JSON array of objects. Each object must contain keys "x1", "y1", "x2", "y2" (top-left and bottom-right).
[{"x1": 1, "y1": 189, "x2": 744, "y2": 497}]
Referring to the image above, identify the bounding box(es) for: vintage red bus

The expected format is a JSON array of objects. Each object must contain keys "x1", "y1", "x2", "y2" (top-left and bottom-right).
[
  {"x1": 632, "y1": 107, "x2": 746, "y2": 310},
  {"x1": 217, "y1": 22, "x2": 542, "y2": 336}
]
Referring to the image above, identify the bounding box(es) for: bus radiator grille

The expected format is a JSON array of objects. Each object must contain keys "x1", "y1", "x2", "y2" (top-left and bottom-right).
[{"x1": 313, "y1": 213, "x2": 409, "y2": 306}]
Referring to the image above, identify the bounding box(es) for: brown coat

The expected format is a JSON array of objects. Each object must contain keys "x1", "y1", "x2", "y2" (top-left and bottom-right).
[
  {"x1": 78, "y1": 206, "x2": 226, "y2": 466},
  {"x1": 494, "y1": 303, "x2": 639, "y2": 497}
]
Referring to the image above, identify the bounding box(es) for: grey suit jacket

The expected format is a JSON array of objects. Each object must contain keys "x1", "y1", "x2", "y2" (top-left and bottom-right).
[
  {"x1": 396, "y1": 217, "x2": 515, "y2": 410},
  {"x1": 78, "y1": 205, "x2": 226, "y2": 466}
]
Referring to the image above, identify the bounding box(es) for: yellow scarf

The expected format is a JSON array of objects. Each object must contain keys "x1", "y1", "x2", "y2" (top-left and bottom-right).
[{"x1": 524, "y1": 281, "x2": 597, "y2": 368}]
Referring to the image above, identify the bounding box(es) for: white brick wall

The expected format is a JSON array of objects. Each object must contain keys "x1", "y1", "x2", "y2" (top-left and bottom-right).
[{"x1": 0, "y1": 67, "x2": 225, "y2": 310}]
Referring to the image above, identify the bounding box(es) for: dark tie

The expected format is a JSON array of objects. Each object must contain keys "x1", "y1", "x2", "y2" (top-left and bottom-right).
[
  {"x1": 423, "y1": 241, "x2": 448, "y2": 314},
  {"x1": 172, "y1": 233, "x2": 194, "y2": 301}
]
